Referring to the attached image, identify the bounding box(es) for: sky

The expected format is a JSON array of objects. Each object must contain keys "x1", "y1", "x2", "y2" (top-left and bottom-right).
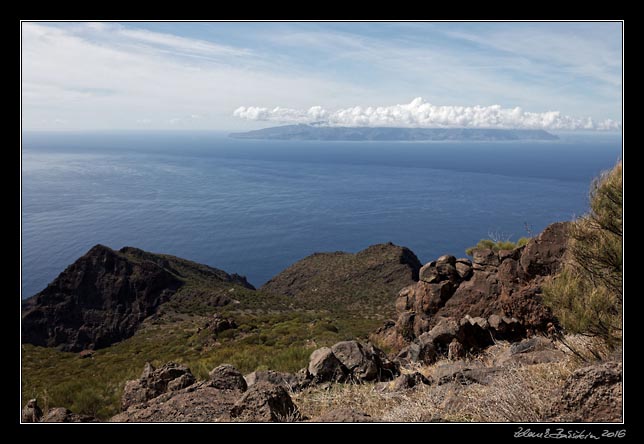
[{"x1": 21, "y1": 21, "x2": 622, "y2": 131}]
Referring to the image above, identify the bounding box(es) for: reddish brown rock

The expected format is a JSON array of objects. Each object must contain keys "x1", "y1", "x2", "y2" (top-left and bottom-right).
[
  {"x1": 520, "y1": 222, "x2": 569, "y2": 278},
  {"x1": 374, "y1": 222, "x2": 569, "y2": 358},
  {"x1": 229, "y1": 382, "x2": 300, "y2": 422},
  {"x1": 549, "y1": 361, "x2": 622, "y2": 422},
  {"x1": 121, "y1": 362, "x2": 196, "y2": 410}
]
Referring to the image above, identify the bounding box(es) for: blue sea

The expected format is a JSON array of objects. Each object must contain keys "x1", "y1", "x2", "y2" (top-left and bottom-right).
[{"x1": 21, "y1": 131, "x2": 622, "y2": 299}]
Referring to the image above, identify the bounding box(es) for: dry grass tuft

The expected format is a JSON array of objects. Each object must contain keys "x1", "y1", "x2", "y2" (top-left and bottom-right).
[{"x1": 294, "y1": 335, "x2": 591, "y2": 422}]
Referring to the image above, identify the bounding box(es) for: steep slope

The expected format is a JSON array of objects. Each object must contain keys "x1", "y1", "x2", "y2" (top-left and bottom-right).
[
  {"x1": 22, "y1": 245, "x2": 254, "y2": 351},
  {"x1": 260, "y1": 243, "x2": 421, "y2": 316}
]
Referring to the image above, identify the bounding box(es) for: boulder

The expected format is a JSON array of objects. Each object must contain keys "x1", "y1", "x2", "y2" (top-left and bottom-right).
[
  {"x1": 112, "y1": 381, "x2": 239, "y2": 422},
  {"x1": 419, "y1": 255, "x2": 459, "y2": 284},
  {"x1": 308, "y1": 347, "x2": 347, "y2": 383},
  {"x1": 549, "y1": 361, "x2": 622, "y2": 422},
  {"x1": 487, "y1": 314, "x2": 524, "y2": 341},
  {"x1": 121, "y1": 362, "x2": 195, "y2": 410},
  {"x1": 331, "y1": 340, "x2": 380, "y2": 381},
  {"x1": 230, "y1": 382, "x2": 300, "y2": 422},
  {"x1": 455, "y1": 258, "x2": 473, "y2": 280},
  {"x1": 208, "y1": 364, "x2": 247, "y2": 391},
  {"x1": 457, "y1": 315, "x2": 494, "y2": 350},
  {"x1": 388, "y1": 372, "x2": 432, "y2": 391},
  {"x1": 316, "y1": 408, "x2": 373, "y2": 422},
  {"x1": 21, "y1": 398, "x2": 42, "y2": 423},
  {"x1": 472, "y1": 249, "x2": 500, "y2": 269},
  {"x1": 209, "y1": 315, "x2": 237, "y2": 334},
  {"x1": 331, "y1": 340, "x2": 398, "y2": 382}
]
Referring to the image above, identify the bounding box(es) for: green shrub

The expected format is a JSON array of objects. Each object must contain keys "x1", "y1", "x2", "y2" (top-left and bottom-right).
[
  {"x1": 543, "y1": 161, "x2": 622, "y2": 347},
  {"x1": 465, "y1": 237, "x2": 530, "y2": 256}
]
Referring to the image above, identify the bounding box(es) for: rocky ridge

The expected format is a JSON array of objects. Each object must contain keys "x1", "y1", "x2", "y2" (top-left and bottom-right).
[
  {"x1": 261, "y1": 242, "x2": 421, "y2": 314},
  {"x1": 374, "y1": 222, "x2": 570, "y2": 364},
  {"x1": 21, "y1": 245, "x2": 254, "y2": 351}
]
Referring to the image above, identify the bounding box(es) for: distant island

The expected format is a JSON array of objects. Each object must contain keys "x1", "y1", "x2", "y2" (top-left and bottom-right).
[{"x1": 229, "y1": 124, "x2": 559, "y2": 141}]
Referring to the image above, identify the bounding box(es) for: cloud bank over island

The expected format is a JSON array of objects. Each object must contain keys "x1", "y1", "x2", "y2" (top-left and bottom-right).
[{"x1": 234, "y1": 98, "x2": 621, "y2": 131}]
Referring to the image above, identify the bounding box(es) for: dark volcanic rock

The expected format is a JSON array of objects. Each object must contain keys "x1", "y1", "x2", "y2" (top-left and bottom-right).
[
  {"x1": 387, "y1": 372, "x2": 432, "y2": 391},
  {"x1": 520, "y1": 222, "x2": 569, "y2": 278},
  {"x1": 22, "y1": 245, "x2": 254, "y2": 351},
  {"x1": 308, "y1": 341, "x2": 399, "y2": 383},
  {"x1": 230, "y1": 382, "x2": 300, "y2": 422},
  {"x1": 22, "y1": 245, "x2": 182, "y2": 351},
  {"x1": 112, "y1": 382, "x2": 239, "y2": 422},
  {"x1": 549, "y1": 361, "x2": 622, "y2": 422},
  {"x1": 375, "y1": 222, "x2": 569, "y2": 358},
  {"x1": 308, "y1": 347, "x2": 347, "y2": 383},
  {"x1": 260, "y1": 242, "x2": 421, "y2": 314},
  {"x1": 121, "y1": 362, "x2": 196, "y2": 410},
  {"x1": 114, "y1": 362, "x2": 252, "y2": 422},
  {"x1": 208, "y1": 364, "x2": 248, "y2": 391}
]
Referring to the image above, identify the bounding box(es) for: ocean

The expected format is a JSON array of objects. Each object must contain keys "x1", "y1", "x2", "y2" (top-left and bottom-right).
[{"x1": 21, "y1": 131, "x2": 622, "y2": 299}]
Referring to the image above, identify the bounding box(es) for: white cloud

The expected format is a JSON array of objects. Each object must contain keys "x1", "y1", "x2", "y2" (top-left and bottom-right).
[{"x1": 234, "y1": 97, "x2": 621, "y2": 131}]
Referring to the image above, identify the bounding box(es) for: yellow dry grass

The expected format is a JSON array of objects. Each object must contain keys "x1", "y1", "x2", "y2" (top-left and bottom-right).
[{"x1": 293, "y1": 335, "x2": 608, "y2": 422}]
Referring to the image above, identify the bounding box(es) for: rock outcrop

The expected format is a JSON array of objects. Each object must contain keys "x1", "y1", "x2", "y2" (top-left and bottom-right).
[
  {"x1": 549, "y1": 361, "x2": 622, "y2": 422},
  {"x1": 21, "y1": 245, "x2": 253, "y2": 351},
  {"x1": 376, "y1": 223, "x2": 569, "y2": 363},
  {"x1": 260, "y1": 243, "x2": 421, "y2": 314},
  {"x1": 230, "y1": 382, "x2": 300, "y2": 422},
  {"x1": 306, "y1": 340, "x2": 399, "y2": 384},
  {"x1": 113, "y1": 362, "x2": 300, "y2": 422},
  {"x1": 121, "y1": 362, "x2": 196, "y2": 410}
]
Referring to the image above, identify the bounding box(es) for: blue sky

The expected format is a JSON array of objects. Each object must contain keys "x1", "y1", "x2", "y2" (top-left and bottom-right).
[{"x1": 21, "y1": 21, "x2": 622, "y2": 131}]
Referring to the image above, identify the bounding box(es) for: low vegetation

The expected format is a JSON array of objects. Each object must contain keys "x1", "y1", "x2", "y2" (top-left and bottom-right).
[
  {"x1": 22, "y1": 306, "x2": 382, "y2": 419},
  {"x1": 543, "y1": 161, "x2": 622, "y2": 348},
  {"x1": 465, "y1": 237, "x2": 530, "y2": 256}
]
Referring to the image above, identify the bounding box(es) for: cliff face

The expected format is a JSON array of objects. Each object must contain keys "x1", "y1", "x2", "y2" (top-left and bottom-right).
[{"x1": 21, "y1": 244, "x2": 252, "y2": 351}]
